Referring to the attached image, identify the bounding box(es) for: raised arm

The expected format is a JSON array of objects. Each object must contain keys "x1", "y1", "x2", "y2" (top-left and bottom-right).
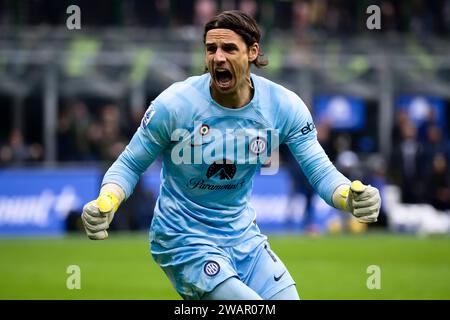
[
  {"x1": 82, "y1": 102, "x2": 172, "y2": 240},
  {"x1": 282, "y1": 93, "x2": 380, "y2": 223}
]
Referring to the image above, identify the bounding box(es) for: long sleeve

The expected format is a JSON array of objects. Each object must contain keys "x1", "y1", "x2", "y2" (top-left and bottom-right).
[
  {"x1": 102, "y1": 101, "x2": 172, "y2": 199},
  {"x1": 282, "y1": 94, "x2": 350, "y2": 206}
]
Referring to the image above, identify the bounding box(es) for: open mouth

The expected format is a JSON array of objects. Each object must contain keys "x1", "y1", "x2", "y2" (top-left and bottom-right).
[{"x1": 214, "y1": 69, "x2": 233, "y2": 89}]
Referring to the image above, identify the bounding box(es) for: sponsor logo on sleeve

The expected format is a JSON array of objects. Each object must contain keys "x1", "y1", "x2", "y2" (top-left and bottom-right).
[
  {"x1": 142, "y1": 105, "x2": 156, "y2": 128},
  {"x1": 300, "y1": 122, "x2": 316, "y2": 135}
]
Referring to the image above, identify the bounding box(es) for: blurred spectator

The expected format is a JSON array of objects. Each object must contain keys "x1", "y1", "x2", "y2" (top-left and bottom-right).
[
  {"x1": 134, "y1": 0, "x2": 171, "y2": 28},
  {"x1": 390, "y1": 107, "x2": 450, "y2": 210},
  {"x1": 333, "y1": 133, "x2": 352, "y2": 159},
  {"x1": 85, "y1": 121, "x2": 104, "y2": 160},
  {"x1": 445, "y1": 0, "x2": 450, "y2": 32},
  {"x1": 392, "y1": 109, "x2": 411, "y2": 147},
  {"x1": 425, "y1": 153, "x2": 450, "y2": 211},
  {"x1": 390, "y1": 120, "x2": 425, "y2": 203},
  {"x1": 194, "y1": 0, "x2": 217, "y2": 26},
  {"x1": 57, "y1": 101, "x2": 93, "y2": 161},
  {"x1": 292, "y1": 0, "x2": 313, "y2": 33},
  {"x1": 98, "y1": 104, "x2": 128, "y2": 162},
  {"x1": 239, "y1": 0, "x2": 258, "y2": 18},
  {"x1": 71, "y1": 101, "x2": 92, "y2": 159},
  {"x1": 422, "y1": 124, "x2": 450, "y2": 163},
  {"x1": 380, "y1": 0, "x2": 398, "y2": 32},
  {"x1": 410, "y1": 0, "x2": 435, "y2": 35},
  {"x1": 129, "y1": 108, "x2": 145, "y2": 131},
  {"x1": 335, "y1": 150, "x2": 363, "y2": 181},
  {"x1": 316, "y1": 120, "x2": 333, "y2": 158},
  {"x1": 0, "y1": 129, "x2": 43, "y2": 165},
  {"x1": 324, "y1": 2, "x2": 343, "y2": 33},
  {"x1": 0, "y1": 0, "x2": 449, "y2": 35},
  {"x1": 417, "y1": 107, "x2": 439, "y2": 143},
  {"x1": 57, "y1": 101, "x2": 130, "y2": 162}
]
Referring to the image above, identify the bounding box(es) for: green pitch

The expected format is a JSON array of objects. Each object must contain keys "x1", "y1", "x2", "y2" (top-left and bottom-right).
[{"x1": 1, "y1": 233, "x2": 450, "y2": 299}]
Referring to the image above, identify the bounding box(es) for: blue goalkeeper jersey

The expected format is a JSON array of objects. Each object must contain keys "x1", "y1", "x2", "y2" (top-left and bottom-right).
[{"x1": 103, "y1": 73, "x2": 350, "y2": 248}]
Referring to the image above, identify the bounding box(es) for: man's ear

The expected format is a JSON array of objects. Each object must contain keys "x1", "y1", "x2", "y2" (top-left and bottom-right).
[{"x1": 248, "y1": 43, "x2": 259, "y2": 63}]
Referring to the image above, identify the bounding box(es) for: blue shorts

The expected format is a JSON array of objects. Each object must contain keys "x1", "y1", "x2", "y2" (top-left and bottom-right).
[{"x1": 150, "y1": 235, "x2": 296, "y2": 300}]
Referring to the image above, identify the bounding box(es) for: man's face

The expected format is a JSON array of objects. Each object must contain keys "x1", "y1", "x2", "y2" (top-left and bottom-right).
[{"x1": 205, "y1": 28, "x2": 258, "y2": 94}]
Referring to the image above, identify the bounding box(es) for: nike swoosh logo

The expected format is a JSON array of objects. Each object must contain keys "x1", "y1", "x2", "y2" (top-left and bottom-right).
[{"x1": 274, "y1": 271, "x2": 286, "y2": 282}]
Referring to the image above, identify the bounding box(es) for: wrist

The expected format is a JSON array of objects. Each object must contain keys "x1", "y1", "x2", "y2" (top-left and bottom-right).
[
  {"x1": 332, "y1": 184, "x2": 351, "y2": 212},
  {"x1": 97, "y1": 183, "x2": 125, "y2": 214},
  {"x1": 97, "y1": 191, "x2": 120, "y2": 213}
]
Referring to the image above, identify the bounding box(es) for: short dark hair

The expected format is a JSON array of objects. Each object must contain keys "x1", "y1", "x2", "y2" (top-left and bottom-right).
[{"x1": 203, "y1": 10, "x2": 268, "y2": 68}]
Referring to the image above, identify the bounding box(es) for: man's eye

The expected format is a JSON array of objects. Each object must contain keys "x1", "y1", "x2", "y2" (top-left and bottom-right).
[{"x1": 223, "y1": 45, "x2": 238, "y2": 52}]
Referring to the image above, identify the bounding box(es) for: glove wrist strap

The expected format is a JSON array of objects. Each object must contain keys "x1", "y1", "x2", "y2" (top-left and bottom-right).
[
  {"x1": 332, "y1": 184, "x2": 351, "y2": 212},
  {"x1": 97, "y1": 191, "x2": 120, "y2": 214}
]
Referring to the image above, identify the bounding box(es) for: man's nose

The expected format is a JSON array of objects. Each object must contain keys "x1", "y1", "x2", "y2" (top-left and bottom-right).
[{"x1": 214, "y1": 48, "x2": 226, "y2": 64}]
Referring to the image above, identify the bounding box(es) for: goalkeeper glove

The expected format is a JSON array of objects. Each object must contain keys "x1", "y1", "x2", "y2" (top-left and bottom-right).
[
  {"x1": 81, "y1": 184, "x2": 124, "y2": 240},
  {"x1": 333, "y1": 180, "x2": 381, "y2": 223}
]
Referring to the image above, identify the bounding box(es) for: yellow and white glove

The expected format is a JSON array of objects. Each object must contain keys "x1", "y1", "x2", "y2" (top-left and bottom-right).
[
  {"x1": 81, "y1": 184, "x2": 125, "y2": 240},
  {"x1": 333, "y1": 180, "x2": 381, "y2": 223}
]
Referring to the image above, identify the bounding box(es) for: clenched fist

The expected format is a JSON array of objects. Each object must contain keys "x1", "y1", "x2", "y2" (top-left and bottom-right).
[
  {"x1": 81, "y1": 185, "x2": 124, "y2": 240},
  {"x1": 333, "y1": 180, "x2": 381, "y2": 223}
]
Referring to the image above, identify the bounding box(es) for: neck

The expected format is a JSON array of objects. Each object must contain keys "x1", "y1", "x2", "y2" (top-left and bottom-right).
[{"x1": 210, "y1": 75, "x2": 254, "y2": 109}]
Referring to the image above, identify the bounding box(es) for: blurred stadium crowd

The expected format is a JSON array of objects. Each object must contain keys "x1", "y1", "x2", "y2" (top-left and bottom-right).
[
  {"x1": 0, "y1": 0, "x2": 449, "y2": 233},
  {"x1": 1, "y1": 0, "x2": 449, "y2": 35}
]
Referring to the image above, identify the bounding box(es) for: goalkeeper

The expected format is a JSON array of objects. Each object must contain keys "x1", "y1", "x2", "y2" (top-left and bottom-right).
[{"x1": 82, "y1": 10, "x2": 381, "y2": 300}]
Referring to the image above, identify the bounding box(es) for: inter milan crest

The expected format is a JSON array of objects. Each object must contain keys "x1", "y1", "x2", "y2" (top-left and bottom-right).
[
  {"x1": 204, "y1": 261, "x2": 220, "y2": 276},
  {"x1": 249, "y1": 136, "x2": 267, "y2": 155}
]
